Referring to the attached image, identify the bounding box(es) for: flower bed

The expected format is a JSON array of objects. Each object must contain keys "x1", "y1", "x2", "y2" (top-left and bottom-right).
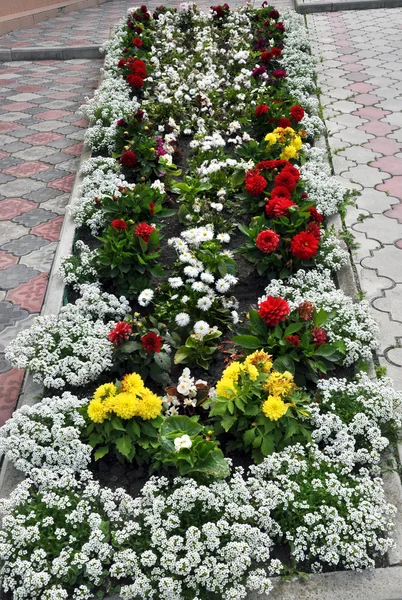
[{"x1": 1, "y1": 3, "x2": 402, "y2": 600}]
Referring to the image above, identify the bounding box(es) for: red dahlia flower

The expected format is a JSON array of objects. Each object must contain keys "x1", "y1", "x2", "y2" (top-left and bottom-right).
[
  {"x1": 132, "y1": 37, "x2": 143, "y2": 47},
  {"x1": 290, "y1": 231, "x2": 319, "y2": 260},
  {"x1": 258, "y1": 296, "x2": 290, "y2": 326},
  {"x1": 272, "y1": 68, "x2": 286, "y2": 79},
  {"x1": 290, "y1": 105, "x2": 305, "y2": 122},
  {"x1": 271, "y1": 46, "x2": 282, "y2": 58},
  {"x1": 111, "y1": 219, "x2": 128, "y2": 230},
  {"x1": 135, "y1": 222, "x2": 155, "y2": 243},
  {"x1": 256, "y1": 229, "x2": 280, "y2": 253},
  {"x1": 119, "y1": 150, "x2": 138, "y2": 168},
  {"x1": 311, "y1": 327, "x2": 328, "y2": 347},
  {"x1": 117, "y1": 58, "x2": 127, "y2": 68},
  {"x1": 127, "y1": 74, "x2": 145, "y2": 89},
  {"x1": 268, "y1": 9, "x2": 280, "y2": 18},
  {"x1": 307, "y1": 206, "x2": 323, "y2": 223},
  {"x1": 270, "y1": 185, "x2": 291, "y2": 199},
  {"x1": 256, "y1": 159, "x2": 289, "y2": 171},
  {"x1": 286, "y1": 334, "x2": 301, "y2": 348},
  {"x1": 108, "y1": 321, "x2": 133, "y2": 345},
  {"x1": 255, "y1": 103, "x2": 269, "y2": 117},
  {"x1": 260, "y1": 51, "x2": 272, "y2": 64},
  {"x1": 275, "y1": 22, "x2": 285, "y2": 32},
  {"x1": 141, "y1": 331, "x2": 163, "y2": 353},
  {"x1": 274, "y1": 169, "x2": 298, "y2": 191},
  {"x1": 306, "y1": 222, "x2": 321, "y2": 240},
  {"x1": 245, "y1": 171, "x2": 267, "y2": 196},
  {"x1": 277, "y1": 117, "x2": 291, "y2": 129},
  {"x1": 265, "y1": 196, "x2": 296, "y2": 218}
]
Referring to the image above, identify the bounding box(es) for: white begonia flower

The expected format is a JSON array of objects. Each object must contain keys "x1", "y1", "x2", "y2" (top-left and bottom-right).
[
  {"x1": 175, "y1": 313, "x2": 191, "y2": 327},
  {"x1": 174, "y1": 434, "x2": 192, "y2": 452},
  {"x1": 210, "y1": 202, "x2": 223, "y2": 212},
  {"x1": 138, "y1": 289, "x2": 154, "y2": 307}
]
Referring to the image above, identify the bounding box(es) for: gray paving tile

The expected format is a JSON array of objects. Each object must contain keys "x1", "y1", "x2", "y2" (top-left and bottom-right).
[
  {"x1": 0, "y1": 234, "x2": 51, "y2": 256},
  {"x1": 0, "y1": 264, "x2": 41, "y2": 291},
  {"x1": 12, "y1": 208, "x2": 58, "y2": 227},
  {"x1": 23, "y1": 187, "x2": 64, "y2": 202},
  {"x1": 0, "y1": 301, "x2": 29, "y2": 333}
]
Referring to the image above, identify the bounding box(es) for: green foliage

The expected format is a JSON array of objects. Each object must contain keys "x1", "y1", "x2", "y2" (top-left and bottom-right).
[{"x1": 174, "y1": 328, "x2": 222, "y2": 370}]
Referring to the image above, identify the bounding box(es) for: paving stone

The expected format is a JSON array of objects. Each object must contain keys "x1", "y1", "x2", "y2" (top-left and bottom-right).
[
  {"x1": 19, "y1": 242, "x2": 58, "y2": 272},
  {"x1": 3, "y1": 161, "x2": 51, "y2": 178},
  {"x1": 339, "y1": 145, "x2": 382, "y2": 164},
  {"x1": 373, "y1": 285, "x2": 402, "y2": 322},
  {"x1": 0, "y1": 178, "x2": 42, "y2": 198},
  {"x1": 5, "y1": 273, "x2": 48, "y2": 313},
  {"x1": 0, "y1": 368, "x2": 25, "y2": 427},
  {"x1": 0, "y1": 234, "x2": 51, "y2": 256},
  {"x1": 362, "y1": 245, "x2": 402, "y2": 283},
  {"x1": 377, "y1": 176, "x2": 402, "y2": 201},
  {"x1": 12, "y1": 208, "x2": 58, "y2": 227},
  {"x1": 386, "y1": 346, "x2": 402, "y2": 368},
  {"x1": 0, "y1": 222, "x2": 27, "y2": 245},
  {"x1": 0, "y1": 198, "x2": 37, "y2": 221},
  {"x1": 364, "y1": 136, "x2": 402, "y2": 155},
  {"x1": 370, "y1": 156, "x2": 402, "y2": 175},
  {"x1": 1, "y1": 141, "x2": 31, "y2": 153},
  {"x1": 358, "y1": 121, "x2": 398, "y2": 136},
  {"x1": 27, "y1": 120, "x2": 68, "y2": 132},
  {"x1": 342, "y1": 164, "x2": 390, "y2": 188},
  {"x1": 12, "y1": 146, "x2": 55, "y2": 161},
  {"x1": 0, "y1": 301, "x2": 29, "y2": 333},
  {"x1": 31, "y1": 216, "x2": 64, "y2": 242},
  {"x1": 333, "y1": 128, "x2": 374, "y2": 145},
  {"x1": 353, "y1": 214, "x2": 402, "y2": 244},
  {"x1": 356, "y1": 188, "x2": 399, "y2": 213},
  {"x1": 23, "y1": 187, "x2": 64, "y2": 203},
  {"x1": 0, "y1": 354, "x2": 11, "y2": 375},
  {"x1": 39, "y1": 194, "x2": 70, "y2": 215},
  {"x1": 0, "y1": 264, "x2": 41, "y2": 291},
  {"x1": 0, "y1": 251, "x2": 18, "y2": 270}
]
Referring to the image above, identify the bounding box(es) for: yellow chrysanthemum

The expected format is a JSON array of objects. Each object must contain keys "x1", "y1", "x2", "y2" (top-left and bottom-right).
[
  {"x1": 292, "y1": 135, "x2": 302, "y2": 150},
  {"x1": 245, "y1": 363, "x2": 259, "y2": 381},
  {"x1": 111, "y1": 392, "x2": 140, "y2": 420},
  {"x1": 216, "y1": 376, "x2": 237, "y2": 399},
  {"x1": 265, "y1": 370, "x2": 295, "y2": 397},
  {"x1": 262, "y1": 395, "x2": 289, "y2": 421},
  {"x1": 222, "y1": 361, "x2": 242, "y2": 382},
  {"x1": 245, "y1": 350, "x2": 273, "y2": 373},
  {"x1": 264, "y1": 132, "x2": 277, "y2": 146},
  {"x1": 92, "y1": 382, "x2": 117, "y2": 402},
  {"x1": 280, "y1": 145, "x2": 297, "y2": 161},
  {"x1": 121, "y1": 372, "x2": 146, "y2": 395},
  {"x1": 87, "y1": 398, "x2": 108, "y2": 423},
  {"x1": 136, "y1": 390, "x2": 162, "y2": 420}
]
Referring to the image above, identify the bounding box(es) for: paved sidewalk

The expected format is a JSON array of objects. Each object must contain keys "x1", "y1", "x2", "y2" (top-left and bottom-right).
[
  {"x1": 0, "y1": 58, "x2": 102, "y2": 425},
  {"x1": 307, "y1": 8, "x2": 402, "y2": 388}
]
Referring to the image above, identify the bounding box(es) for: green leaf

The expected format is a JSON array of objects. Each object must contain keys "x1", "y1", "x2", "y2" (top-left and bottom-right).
[
  {"x1": 115, "y1": 435, "x2": 133, "y2": 459},
  {"x1": 111, "y1": 417, "x2": 126, "y2": 432},
  {"x1": 284, "y1": 322, "x2": 304, "y2": 337},
  {"x1": 220, "y1": 414, "x2": 236, "y2": 432},
  {"x1": 249, "y1": 308, "x2": 267, "y2": 338},
  {"x1": 154, "y1": 351, "x2": 171, "y2": 371},
  {"x1": 243, "y1": 428, "x2": 256, "y2": 446},
  {"x1": 313, "y1": 308, "x2": 327, "y2": 328},
  {"x1": 261, "y1": 435, "x2": 275, "y2": 456},
  {"x1": 232, "y1": 334, "x2": 262, "y2": 350},
  {"x1": 160, "y1": 415, "x2": 202, "y2": 438},
  {"x1": 174, "y1": 346, "x2": 190, "y2": 364},
  {"x1": 231, "y1": 170, "x2": 246, "y2": 189},
  {"x1": 119, "y1": 341, "x2": 141, "y2": 353},
  {"x1": 272, "y1": 355, "x2": 295, "y2": 374},
  {"x1": 314, "y1": 344, "x2": 338, "y2": 357},
  {"x1": 94, "y1": 446, "x2": 109, "y2": 461}
]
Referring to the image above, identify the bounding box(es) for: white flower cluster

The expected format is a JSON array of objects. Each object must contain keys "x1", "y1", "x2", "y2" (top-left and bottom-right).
[
  {"x1": 58, "y1": 240, "x2": 99, "y2": 290},
  {"x1": 5, "y1": 285, "x2": 129, "y2": 389},
  {"x1": 262, "y1": 269, "x2": 379, "y2": 366},
  {"x1": 301, "y1": 147, "x2": 346, "y2": 216},
  {"x1": 163, "y1": 368, "x2": 207, "y2": 415},
  {"x1": 0, "y1": 392, "x2": 90, "y2": 475}
]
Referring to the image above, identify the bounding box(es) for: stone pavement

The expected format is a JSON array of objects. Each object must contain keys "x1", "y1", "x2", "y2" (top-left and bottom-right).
[
  {"x1": 0, "y1": 58, "x2": 102, "y2": 425},
  {"x1": 307, "y1": 8, "x2": 402, "y2": 388}
]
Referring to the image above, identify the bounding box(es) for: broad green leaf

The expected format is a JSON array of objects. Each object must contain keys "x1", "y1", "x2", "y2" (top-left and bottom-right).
[
  {"x1": 174, "y1": 346, "x2": 190, "y2": 364},
  {"x1": 284, "y1": 322, "x2": 304, "y2": 337},
  {"x1": 94, "y1": 446, "x2": 109, "y2": 461},
  {"x1": 273, "y1": 355, "x2": 295, "y2": 374},
  {"x1": 115, "y1": 435, "x2": 133, "y2": 459},
  {"x1": 221, "y1": 414, "x2": 236, "y2": 432},
  {"x1": 261, "y1": 435, "x2": 275, "y2": 456},
  {"x1": 232, "y1": 334, "x2": 262, "y2": 349}
]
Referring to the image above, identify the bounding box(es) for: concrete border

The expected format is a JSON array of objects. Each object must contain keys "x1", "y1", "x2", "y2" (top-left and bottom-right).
[
  {"x1": 0, "y1": 45, "x2": 103, "y2": 61},
  {"x1": 295, "y1": 0, "x2": 402, "y2": 13}
]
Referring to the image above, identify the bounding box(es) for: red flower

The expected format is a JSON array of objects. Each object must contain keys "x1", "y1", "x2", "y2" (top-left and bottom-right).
[
  {"x1": 277, "y1": 117, "x2": 291, "y2": 129},
  {"x1": 272, "y1": 68, "x2": 286, "y2": 79},
  {"x1": 265, "y1": 196, "x2": 296, "y2": 218},
  {"x1": 274, "y1": 169, "x2": 298, "y2": 191},
  {"x1": 127, "y1": 74, "x2": 145, "y2": 89},
  {"x1": 255, "y1": 103, "x2": 269, "y2": 117},
  {"x1": 135, "y1": 222, "x2": 155, "y2": 243},
  {"x1": 275, "y1": 22, "x2": 285, "y2": 33},
  {"x1": 141, "y1": 331, "x2": 163, "y2": 353},
  {"x1": 270, "y1": 185, "x2": 291, "y2": 199},
  {"x1": 290, "y1": 105, "x2": 305, "y2": 122},
  {"x1": 111, "y1": 219, "x2": 128, "y2": 230},
  {"x1": 256, "y1": 229, "x2": 280, "y2": 253},
  {"x1": 290, "y1": 231, "x2": 319, "y2": 260},
  {"x1": 256, "y1": 159, "x2": 289, "y2": 171},
  {"x1": 132, "y1": 37, "x2": 143, "y2": 47},
  {"x1": 298, "y1": 301, "x2": 314, "y2": 321},
  {"x1": 301, "y1": 192, "x2": 309, "y2": 199},
  {"x1": 245, "y1": 171, "x2": 267, "y2": 196},
  {"x1": 271, "y1": 46, "x2": 282, "y2": 58},
  {"x1": 108, "y1": 321, "x2": 133, "y2": 345},
  {"x1": 127, "y1": 58, "x2": 147, "y2": 75},
  {"x1": 286, "y1": 334, "x2": 301, "y2": 348},
  {"x1": 258, "y1": 296, "x2": 290, "y2": 326},
  {"x1": 268, "y1": 8, "x2": 280, "y2": 18},
  {"x1": 119, "y1": 150, "x2": 138, "y2": 168},
  {"x1": 306, "y1": 222, "x2": 321, "y2": 240},
  {"x1": 311, "y1": 327, "x2": 328, "y2": 347},
  {"x1": 117, "y1": 58, "x2": 127, "y2": 68},
  {"x1": 149, "y1": 201, "x2": 155, "y2": 215},
  {"x1": 307, "y1": 206, "x2": 323, "y2": 223},
  {"x1": 260, "y1": 51, "x2": 272, "y2": 64},
  {"x1": 284, "y1": 164, "x2": 301, "y2": 182}
]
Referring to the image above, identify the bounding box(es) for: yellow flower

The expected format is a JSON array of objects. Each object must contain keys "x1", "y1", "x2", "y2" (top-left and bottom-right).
[
  {"x1": 245, "y1": 350, "x2": 273, "y2": 373},
  {"x1": 93, "y1": 382, "x2": 117, "y2": 402},
  {"x1": 264, "y1": 132, "x2": 277, "y2": 146},
  {"x1": 262, "y1": 395, "x2": 289, "y2": 421},
  {"x1": 121, "y1": 372, "x2": 145, "y2": 395},
  {"x1": 280, "y1": 145, "x2": 297, "y2": 161},
  {"x1": 245, "y1": 363, "x2": 259, "y2": 381},
  {"x1": 265, "y1": 371, "x2": 295, "y2": 397},
  {"x1": 216, "y1": 376, "x2": 237, "y2": 399},
  {"x1": 111, "y1": 392, "x2": 140, "y2": 420},
  {"x1": 87, "y1": 398, "x2": 108, "y2": 423},
  {"x1": 136, "y1": 390, "x2": 162, "y2": 420},
  {"x1": 222, "y1": 361, "x2": 242, "y2": 382},
  {"x1": 293, "y1": 135, "x2": 302, "y2": 150}
]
